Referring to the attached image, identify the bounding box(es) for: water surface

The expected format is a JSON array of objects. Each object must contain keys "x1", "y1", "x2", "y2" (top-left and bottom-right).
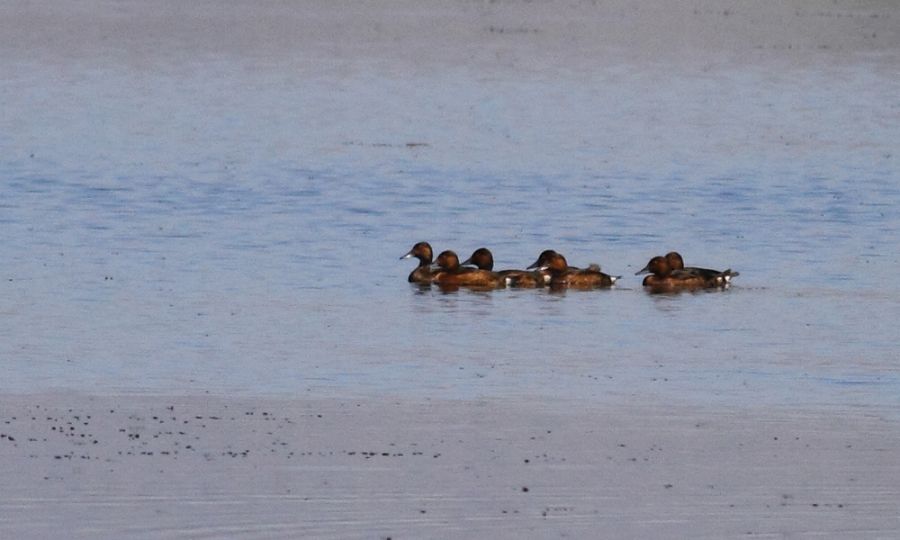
[{"x1": 2, "y1": 21, "x2": 899, "y2": 413}]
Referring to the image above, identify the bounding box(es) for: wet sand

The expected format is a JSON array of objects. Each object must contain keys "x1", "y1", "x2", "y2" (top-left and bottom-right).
[
  {"x1": 2, "y1": 0, "x2": 898, "y2": 70},
  {"x1": 2, "y1": 393, "x2": 900, "y2": 539}
]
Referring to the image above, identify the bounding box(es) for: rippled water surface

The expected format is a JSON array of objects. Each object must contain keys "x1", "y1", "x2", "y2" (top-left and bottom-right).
[{"x1": 2, "y1": 49, "x2": 899, "y2": 410}]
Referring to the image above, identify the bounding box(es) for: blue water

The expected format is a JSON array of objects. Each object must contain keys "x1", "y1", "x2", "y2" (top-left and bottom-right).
[{"x1": 2, "y1": 51, "x2": 899, "y2": 410}]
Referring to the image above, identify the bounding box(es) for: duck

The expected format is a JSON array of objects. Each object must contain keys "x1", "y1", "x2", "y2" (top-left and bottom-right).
[
  {"x1": 400, "y1": 242, "x2": 434, "y2": 284},
  {"x1": 528, "y1": 250, "x2": 569, "y2": 271},
  {"x1": 527, "y1": 249, "x2": 603, "y2": 271},
  {"x1": 461, "y1": 247, "x2": 545, "y2": 288},
  {"x1": 635, "y1": 255, "x2": 732, "y2": 293},
  {"x1": 431, "y1": 250, "x2": 506, "y2": 289},
  {"x1": 538, "y1": 251, "x2": 619, "y2": 290},
  {"x1": 665, "y1": 251, "x2": 739, "y2": 286},
  {"x1": 525, "y1": 249, "x2": 584, "y2": 285}
]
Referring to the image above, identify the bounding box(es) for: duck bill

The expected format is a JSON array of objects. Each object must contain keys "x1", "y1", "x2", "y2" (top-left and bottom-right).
[
  {"x1": 460, "y1": 257, "x2": 474, "y2": 267},
  {"x1": 526, "y1": 258, "x2": 541, "y2": 270},
  {"x1": 634, "y1": 264, "x2": 651, "y2": 275},
  {"x1": 400, "y1": 251, "x2": 414, "y2": 260}
]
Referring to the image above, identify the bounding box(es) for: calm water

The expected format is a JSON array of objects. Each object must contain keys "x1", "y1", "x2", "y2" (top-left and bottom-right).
[{"x1": 2, "y1": 53, "x2": 899, "y2": 410}]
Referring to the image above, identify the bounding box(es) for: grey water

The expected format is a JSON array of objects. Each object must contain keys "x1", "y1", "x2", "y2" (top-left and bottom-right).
[{"x1": 2, "y1": 53, "x2": 899, "y2": 412}]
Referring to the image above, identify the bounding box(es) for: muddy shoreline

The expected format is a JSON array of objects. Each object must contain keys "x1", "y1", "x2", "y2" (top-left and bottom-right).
[{"x1": 3, "y1": 392, "x2": 899, "y2": 538}]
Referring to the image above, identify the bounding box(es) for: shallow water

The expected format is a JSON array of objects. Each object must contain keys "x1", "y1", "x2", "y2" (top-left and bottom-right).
[{"x1": 2, "y1": 45, "x2": 899, "y2": 412}]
